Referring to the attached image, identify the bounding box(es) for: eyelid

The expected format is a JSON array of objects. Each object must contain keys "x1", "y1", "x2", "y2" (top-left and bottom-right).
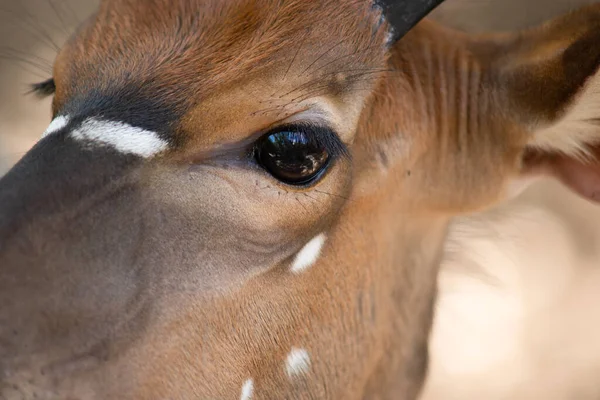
[{"x1": 282, "y1": 108, "x2": 332, "y2": 126}]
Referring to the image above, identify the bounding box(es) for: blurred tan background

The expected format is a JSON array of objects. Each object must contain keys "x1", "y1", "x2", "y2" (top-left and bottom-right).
[{"x1": 1, "y1": 0, "x2": 599, "y2": 399}]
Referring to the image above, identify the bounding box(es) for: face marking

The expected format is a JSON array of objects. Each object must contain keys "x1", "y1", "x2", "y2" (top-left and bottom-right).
[
  {"x1": 42, "y1": 115, "x2": 70, "y2": 138},
  {"x1": 290, "y1": 233, "x2": 327, "y2": 274},
  {"x1": 69, "y1": 118, "x2": 169, "y2": 158},
  {"x1": 384, "y1": 29, "x2": 396, "y2": 47},
  {"x1": 240, "y1": 379, "x2": 254, "y2": 400},
  {"x1": 285, "y1": 347, "x2": 311, "y2": 378}
]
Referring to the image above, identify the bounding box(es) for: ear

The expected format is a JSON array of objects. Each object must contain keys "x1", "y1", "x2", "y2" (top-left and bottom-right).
[{"x1": 492, "y1": 4, "x2": 600, "y2": 202}]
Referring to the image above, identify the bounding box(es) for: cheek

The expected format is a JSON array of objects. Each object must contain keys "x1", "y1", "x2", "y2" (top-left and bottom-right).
[
  {"x1": 182, "y1": 162, "x2": 352, "y2": 242},
  {"x1": 139, "y1": 161, "x2": 350, "y2": 285}
]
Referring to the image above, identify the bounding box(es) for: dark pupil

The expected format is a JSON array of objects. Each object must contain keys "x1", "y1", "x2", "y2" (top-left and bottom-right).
[{"x1": 257, "y1": 130, "x2": 329, "y2": 184}]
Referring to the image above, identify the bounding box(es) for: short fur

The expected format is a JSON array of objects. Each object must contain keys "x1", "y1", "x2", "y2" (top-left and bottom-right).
[{"x1": 1, "y1": 1, "x2": 600, "y2": 399}]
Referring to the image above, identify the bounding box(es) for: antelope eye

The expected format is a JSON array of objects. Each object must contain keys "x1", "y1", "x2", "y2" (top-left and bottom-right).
[{"x1": 255, "y1": 128, "x2": 331, "y2": 185}]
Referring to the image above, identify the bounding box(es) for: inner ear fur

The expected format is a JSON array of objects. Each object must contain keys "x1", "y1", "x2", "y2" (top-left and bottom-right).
[{"x1": 480, "y1": 4, "x2": 600, "y2": 202}]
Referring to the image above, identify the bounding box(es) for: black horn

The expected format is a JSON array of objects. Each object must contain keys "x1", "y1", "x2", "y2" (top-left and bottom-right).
[{"x1": 376, "y1": 0, "x2": 447, "y2": 42}]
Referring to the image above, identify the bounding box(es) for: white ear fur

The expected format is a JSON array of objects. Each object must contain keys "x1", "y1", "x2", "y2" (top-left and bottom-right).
[{"x1": 528, "y1": 71, "x2": 600, "y2": 161}]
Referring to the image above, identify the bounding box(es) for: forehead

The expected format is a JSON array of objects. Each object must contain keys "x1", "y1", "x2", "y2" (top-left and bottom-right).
[
  {"x1": 53, "y1": 0, "x2": 389, "y2": 147},
  {"x1": 55, "y1": 0, "x2": 388, "y2": 100}
]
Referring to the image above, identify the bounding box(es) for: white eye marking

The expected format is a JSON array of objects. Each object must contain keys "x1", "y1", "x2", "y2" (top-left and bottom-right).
[
  {"x1": 290, "y1": 233, "x2": 327, "y2": 274},
  {"x1": 70, "y1": 118, "x2": 168, "y2": 158},
  {"x1": 285, "y1": 347, "x2": 311, "y2": 378},
  {"x1": 240, "y1": 378, "x2": 254, "y2": 400},
  {"x1": 42, "y1": 115, "x2": 70, "y2": 138}
]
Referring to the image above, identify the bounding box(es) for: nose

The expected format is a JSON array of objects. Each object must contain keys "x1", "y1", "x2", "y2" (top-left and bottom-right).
[{"x1": 0, "y1": 131, "x2": 147, "y2": 374}]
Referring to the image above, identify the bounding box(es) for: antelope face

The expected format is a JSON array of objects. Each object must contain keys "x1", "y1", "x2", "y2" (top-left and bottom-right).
[
  {"x1": 1, "y1": 0, "x2": 600, "y2": 399},
  {"x1": 0, "y1": 1, "x2": 392, "y2": 398}
]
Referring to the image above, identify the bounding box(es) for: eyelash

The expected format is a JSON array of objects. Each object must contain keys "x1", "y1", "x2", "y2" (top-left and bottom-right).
[{"x1": 30, "y1": 78, "x2": 56, "y2": 98}]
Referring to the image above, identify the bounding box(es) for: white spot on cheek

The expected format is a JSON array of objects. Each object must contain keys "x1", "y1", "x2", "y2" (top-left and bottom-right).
[
  {"x1": 42, "y1": 115, "x2": 70, "y2": 138},
  {"x1": 240, "y1": 378, "x2": 254, "y2": 400},
  {"x1": 70, "y1": 118, "x2": 168, "y2": 158},
  {"x1": 290, "y1": 233, "x2": 326, "y2": 274},
  {"x1": 285, "y1": 347, "x2": 311, "y2": 378}
]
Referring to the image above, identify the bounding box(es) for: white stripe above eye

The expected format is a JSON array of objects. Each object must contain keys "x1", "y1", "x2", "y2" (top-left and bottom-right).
[
  {"x1": 70, "y1": 118, "x2": 169, "y2": 158},
  {"x1": 42, "y1": 115, "x2": 70, "y2": 138}
]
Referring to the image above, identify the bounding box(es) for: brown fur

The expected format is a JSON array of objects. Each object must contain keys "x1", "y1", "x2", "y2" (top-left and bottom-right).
[{"x1": 1, "y1": 1, "x2": 600, "y2": 399}]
